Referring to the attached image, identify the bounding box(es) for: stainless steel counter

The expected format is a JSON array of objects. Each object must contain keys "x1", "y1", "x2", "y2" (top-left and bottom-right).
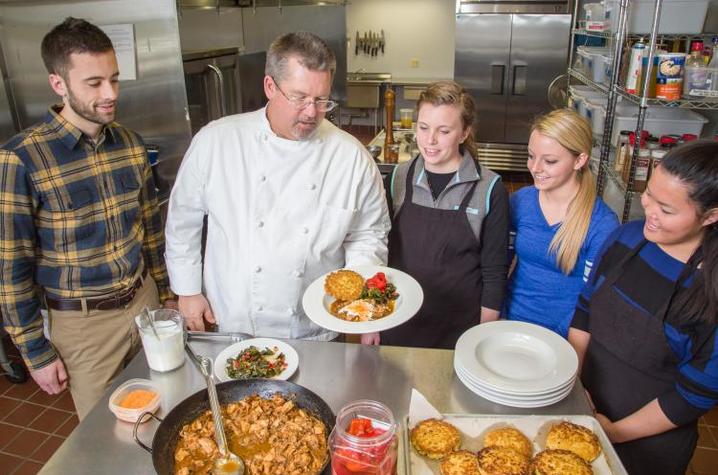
[{"x1": 39, "y1": 340, "x2": 591, "y2": 474}]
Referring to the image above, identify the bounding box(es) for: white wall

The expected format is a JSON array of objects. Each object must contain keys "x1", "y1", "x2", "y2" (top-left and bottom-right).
[{"x1": 346, "y1": 0, "x2": 455, "y2": 79}]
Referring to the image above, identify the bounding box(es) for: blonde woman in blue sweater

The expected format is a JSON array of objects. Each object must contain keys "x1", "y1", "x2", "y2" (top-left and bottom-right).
[{"x1": 505, "y1": 109, "x2": 618, "y2": 337}]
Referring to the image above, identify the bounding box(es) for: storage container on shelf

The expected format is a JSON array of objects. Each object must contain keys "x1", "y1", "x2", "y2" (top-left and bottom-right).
[
  {"x1": 574, "y1": 46, "x2": 589, "y2": 75},
  {"x1": 604, "y1": 0, "x2": 709, "y2": 34},
  {"x1": 582, "y1": 47, "x2": 611, "y2": 82},
  {"x1": 569, "y1": 85, "x2": 613, "y2": 119},
  {"x1": 600, "y1": 54, "x2": 614, "y2": 87},
  {"x1": 583, "y1": 2, "x2": 608, "y2": 31},
  {"x1": 610, "y1": 104, "x2": 708, "y2": 146},
  {"x1": 584, "y1": 97, "x2": 609, "y2": 136}
]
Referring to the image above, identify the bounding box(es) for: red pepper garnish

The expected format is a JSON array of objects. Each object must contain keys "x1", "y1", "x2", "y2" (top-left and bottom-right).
[{"x1": 365, "y1": 272, "x2": 387, "y2": 292}]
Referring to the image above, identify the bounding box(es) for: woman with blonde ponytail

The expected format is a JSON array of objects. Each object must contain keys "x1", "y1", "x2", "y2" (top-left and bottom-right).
[{"x1": 505, "y1": 108, "x2": 618, "y2": 337}]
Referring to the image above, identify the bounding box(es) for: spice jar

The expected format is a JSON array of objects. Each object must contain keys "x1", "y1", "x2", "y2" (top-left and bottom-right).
[
  {"x1": 614, "y1": 130, "x2": 632, "y2": 173},
  {"x1": 632, "y1": 137, "x2": 652, "y2": 192},
  {"x1": 330, "y1": 400, "x2": 398, "y2": 475}
]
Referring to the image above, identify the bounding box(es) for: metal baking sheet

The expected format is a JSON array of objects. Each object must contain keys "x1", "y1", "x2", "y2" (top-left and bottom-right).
[{"x1": 403, "y1": 414, "x2": 628, "y2": 475}]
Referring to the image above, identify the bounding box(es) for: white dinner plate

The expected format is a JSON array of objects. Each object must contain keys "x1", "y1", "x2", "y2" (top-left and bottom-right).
[
  {"x1": 454, "y1": 361, "x2": 576, "y2": 400},
  {"x1": 454, "y1": 355, "x2": 576, "y2": 397},
  {"x1": 454, "y1": 360, "x2": 575, "y2": 400},
  {"x1": 454, "y1": 321, "x2": 578, "y2": 394},
  {"x1": 301, "y1": 265, "x2": 423, "y2": 334},
  {"x1": 455, "y1": 367, "x2": 573, "y2": 408},
  {"x1": 214, "y1": 338, "x2": 299, "y2": 383}
]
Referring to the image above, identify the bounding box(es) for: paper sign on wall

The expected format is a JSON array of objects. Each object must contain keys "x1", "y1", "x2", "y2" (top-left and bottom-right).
[{"x1": 99, "y1": 24, "x2": 137, "y2": 81}]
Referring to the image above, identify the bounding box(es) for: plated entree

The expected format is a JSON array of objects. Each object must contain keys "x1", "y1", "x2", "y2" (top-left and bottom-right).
[{"x1": 324, "y1": 270, "x2": 399, "y2": 322}]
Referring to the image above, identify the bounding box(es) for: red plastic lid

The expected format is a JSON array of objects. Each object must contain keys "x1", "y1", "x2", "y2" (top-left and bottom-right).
[
  {"x1": 691, "y1": 40, "x2": 704, "y2": 51},
  {"x1": 660, "y1": 135, "x2": 678, "y2": 145},
  {"x1": 682, "y1": 133, "x2": 698, "y2": 141},
  {"x1": 629, "y1": 131, "x2": 650, "y2": 145}
]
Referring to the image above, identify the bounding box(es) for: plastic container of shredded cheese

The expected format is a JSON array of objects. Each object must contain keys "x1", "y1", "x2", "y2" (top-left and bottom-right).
[{"x1": 108, "y1": 378, "x2": 161, "y2": 423}]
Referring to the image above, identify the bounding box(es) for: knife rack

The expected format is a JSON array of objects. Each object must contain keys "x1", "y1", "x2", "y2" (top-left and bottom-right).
[{"x1": 354, "y1": 29, "x2": 385, "y2": 56}]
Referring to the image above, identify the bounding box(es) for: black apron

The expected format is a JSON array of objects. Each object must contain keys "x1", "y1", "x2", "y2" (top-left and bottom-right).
[
  {"x1": 382, "y1": 158, "x2": 483, "y2": 349},
  {"x1": 582, "y1": 239, "x2": 699, "y2": 475}
]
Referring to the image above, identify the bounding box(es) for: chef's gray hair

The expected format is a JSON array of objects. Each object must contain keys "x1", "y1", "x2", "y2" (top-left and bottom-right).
[{"x1": 266, "y1": 32, "x2": 336, "y2": 82}]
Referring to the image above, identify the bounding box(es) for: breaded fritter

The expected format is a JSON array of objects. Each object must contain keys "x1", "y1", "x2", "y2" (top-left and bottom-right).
[
  {"x1": 324, "y1": 269, "x2": 365, "y2": 302},
  {"x1": 545, "y1": 421, "x2": 601, "y2": 462},
  {"x1": 476, "y1": 446, "x2": 530, "y2": 475},
  {"x1": 530, "y1": 449, "x2": 593, "y2": 475},
  {"x1": 440, "y1": 450, "x2": 480, "y2": 475},
  {"x1": 410, "y1": 418, "x2": 462, "y2": 460},
  {"x1": 483, "y1": 426, "x2": 533, "y2": 458}
]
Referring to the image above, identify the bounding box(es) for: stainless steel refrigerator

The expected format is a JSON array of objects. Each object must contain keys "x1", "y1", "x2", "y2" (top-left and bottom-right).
[
  {"x1": 455, "y1": 0, "x2": 571, "y2": 171},
  {"x1": 0, "y1": 0, "x2": 192, "y2": 202},
  {"x1": 183, "y1": 47, "x2": 267, "y2": 135}
]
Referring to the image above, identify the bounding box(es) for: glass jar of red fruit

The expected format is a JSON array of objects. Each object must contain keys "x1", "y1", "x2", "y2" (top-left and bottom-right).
[{"x1": 330, "y1": 400, "x2": 398, "y2": 475}]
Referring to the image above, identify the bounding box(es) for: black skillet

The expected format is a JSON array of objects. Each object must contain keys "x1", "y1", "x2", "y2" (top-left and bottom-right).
[{"x1": 133, "y1": 378, "x2": 335, "y2": 475}]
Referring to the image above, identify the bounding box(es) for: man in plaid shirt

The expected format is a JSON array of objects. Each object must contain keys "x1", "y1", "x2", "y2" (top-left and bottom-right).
[{"x1": 0, "y1": 18, "x2": 173, "y2": 419}]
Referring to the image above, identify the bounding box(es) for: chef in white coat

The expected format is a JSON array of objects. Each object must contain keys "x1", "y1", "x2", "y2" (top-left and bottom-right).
[{"x1": 164, "y1": 31, "x2": 390, "y2": 341}]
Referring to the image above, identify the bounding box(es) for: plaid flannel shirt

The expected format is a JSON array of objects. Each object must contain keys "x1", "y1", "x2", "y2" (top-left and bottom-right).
[{"x1": 0, "y1": 106, "x2": 172, "y2": 370}]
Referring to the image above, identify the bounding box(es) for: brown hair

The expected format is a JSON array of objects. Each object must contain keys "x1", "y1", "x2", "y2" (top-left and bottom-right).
[
  {"x1": 265, "y1": 32, "x2": 336, "y2": 82},
  {"x1": 41, "y1": 17, "x2": 114, "y2": 78},
  {"x1": 531, "y1": 108, "x2": 596, "y2": 274},
  {"x1": 416, "y1": 80, "x2": 478, "y2": 160}
]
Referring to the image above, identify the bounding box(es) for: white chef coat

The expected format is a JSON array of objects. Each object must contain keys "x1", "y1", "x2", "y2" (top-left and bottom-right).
[{"x1": 165, "y1": 108, "x2": 390, "y2": 340}]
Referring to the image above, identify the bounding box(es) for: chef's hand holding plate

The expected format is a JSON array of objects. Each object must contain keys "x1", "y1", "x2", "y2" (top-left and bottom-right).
[
  {"x1": 179, "y1": 294, "x2": 215, "y2": 331},
  {"x1": 361, "y1": 332, "x2": 381, "y2": 345}
]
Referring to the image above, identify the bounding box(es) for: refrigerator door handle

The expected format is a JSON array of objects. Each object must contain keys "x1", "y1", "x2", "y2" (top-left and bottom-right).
[
  {"x1": 206, "y1": 63, "x2": 227, "y2": 117},
  {"x1": 512, "y1": 64, "x2": 527, "y2": 96},
  {"x1": 490, "y1": 64, "x2": 506, "y2": 95}
]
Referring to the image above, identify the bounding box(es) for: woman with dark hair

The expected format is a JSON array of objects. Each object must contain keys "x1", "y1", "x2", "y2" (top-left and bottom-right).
[{"x1": 569, "y1": 139, "x2": 718, "y2": 475}]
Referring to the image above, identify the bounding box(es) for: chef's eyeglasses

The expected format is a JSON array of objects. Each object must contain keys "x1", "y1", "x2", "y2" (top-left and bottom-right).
[{"x1": 271, "y1": 76, "x2": 337, "y2": 112}]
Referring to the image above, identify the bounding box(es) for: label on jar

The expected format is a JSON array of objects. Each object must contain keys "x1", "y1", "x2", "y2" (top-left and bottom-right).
[
  {"x1": 656, "y1": 53, "x2": 686, "y2": 101},
  {"x1": 635, "y1": 156, "x2": 651, "y2": 180}
]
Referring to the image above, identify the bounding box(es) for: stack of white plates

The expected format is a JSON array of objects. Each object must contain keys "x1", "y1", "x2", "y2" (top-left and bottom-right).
[{"x1": 454, "y1": 321, "x2": 578, "y2": 408}]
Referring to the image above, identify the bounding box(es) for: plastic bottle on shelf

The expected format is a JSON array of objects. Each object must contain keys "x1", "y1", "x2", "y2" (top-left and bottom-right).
[
  {"x1": 626, "y1": 39, "x2": 646, "y2": 94},
  {"x1": 639, "y1": 53, "x2": 660, "y2": 98},
  {"x1": 684, "y1": 40, "x2": 709, "y2": 97},
  {"x1": 707, "y1": 45, "x2": 718, "y2": 91}
]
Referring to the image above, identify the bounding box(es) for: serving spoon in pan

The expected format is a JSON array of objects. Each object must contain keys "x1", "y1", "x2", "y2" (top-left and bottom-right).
[{"x1": 197, "y1": 356, "x2": 245, "y2": 475}]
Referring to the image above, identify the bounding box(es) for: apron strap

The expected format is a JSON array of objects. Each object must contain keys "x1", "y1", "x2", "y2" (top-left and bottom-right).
[
  {"x1": 403, "y1": 157, "x2": 419, "y2": 203},
  {"x1": 599, "y1": 237, "x2": 702, "y2": 323}
]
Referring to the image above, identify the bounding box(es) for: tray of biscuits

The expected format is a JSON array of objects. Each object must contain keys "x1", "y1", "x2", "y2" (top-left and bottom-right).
[{"x1": 404, "y1": 414, "x2": 628, "y2": 475}]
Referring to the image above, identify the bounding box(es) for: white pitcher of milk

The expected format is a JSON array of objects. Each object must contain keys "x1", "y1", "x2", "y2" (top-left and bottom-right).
[{"x1": 135, "y1": 308, "x2": 186, "y2": 372}]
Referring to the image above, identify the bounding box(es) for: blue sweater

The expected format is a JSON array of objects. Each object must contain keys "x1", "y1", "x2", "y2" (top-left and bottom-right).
[
  {"x1": 506, "y1": 186, "x2": 619, "y2": 337},
  {"x1": 572, "y1": 221, "x2": 718, "y2": 422}
]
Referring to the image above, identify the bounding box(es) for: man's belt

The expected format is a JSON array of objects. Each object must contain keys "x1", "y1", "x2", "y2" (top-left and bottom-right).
[{"x1": 46, "y1": 267, "x2": 148, "y2": 312}]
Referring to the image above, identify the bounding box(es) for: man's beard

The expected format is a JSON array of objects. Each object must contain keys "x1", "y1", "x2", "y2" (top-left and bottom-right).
[
  {"x1": 67, "y1": 88, "x2": 116, "y2": 126},
  {"x1": 292, "y1": 117, "x2": 320, "y2": 140}
]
